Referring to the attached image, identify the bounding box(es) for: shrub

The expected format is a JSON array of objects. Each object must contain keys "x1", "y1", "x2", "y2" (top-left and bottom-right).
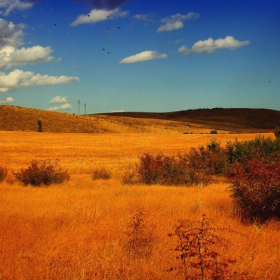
[
  {"x1": 226, "y1": 136, "x2": 280, "y2": 165},
  {"x1": 0, "y1": 166, "x2": 7, "y2": 182},
  {"x1": 14, "y1": 159, "x2": 69, "y2": 186},
  {"x1": 91, "y1": 167, "x2": 111, "y2": 180},
  {"x1": 188, "y1": 139, "x2": 228, "y2": 176},
  {"x1": 121, "y1": 164, "x2": 139, "y2": 185},
  {"x1": 168, "y1": 215, "x2": 251, "y2": 280},
  {"x1": 210, "y1": 130, "x2": 218, "y2": 134},
  {"x1": 229, "y1": 155, "x2": 280, "y2": 223},
  {"x1": 37, "y1": 119, "x2": 42, "y2": 132},
  {"x1": 137, "y1": 153, "x2": 186, "y2": 185},
  {"x1": 123, "y1": 210, "x2": 153, "y2": 258},
  {"x1": 274, "y1": 126, "x2": 280, "y2": 139},
  {"x1": 136, "y1": 153, "x2": 211, "y2": 186}
]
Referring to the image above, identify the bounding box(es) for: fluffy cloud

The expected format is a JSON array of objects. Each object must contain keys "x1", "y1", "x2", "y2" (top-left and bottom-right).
[
  {"x1": 0, "y1": 19, "x2": 54, "y2": 69},
  {"x1": 49, "y1": 96, "x2": 68, "y2": 104},
  {"x1": 0, "y1": 45, "x2": 54, "y2": 70},
  {"x1": 0, "y1": 18, "x2": 80, "y2": 93},
  {"x1": 157, "y1": 12, "x2": 200, "y2": 32},
  {"x1": 0, "y1": 0, "x2": 34, "y2": 16},
  {"x1": 0, "y1": 69, "x2": 80, "y2": 92},
  {"x1": 178, "y1": 36, "x2": 250, "y2": 55},
  {"x1": 0, "y1": 96, "x2": 15, "y2": 103},
  {"x1": 48, "y1": 103, "x2": 72, "y2": 111},
  {"x1": 71, "y1": 8, "x2": 128, "y2": 26},
  {"x1": 48, "y1": 95, "x2": 72, "y2": 111},
  {"x1": 119, "y1": 50, "x2": 167, "y2": 64},
  {"x1": 0, "y1": 19, "x2": 25, "y2": 48}
]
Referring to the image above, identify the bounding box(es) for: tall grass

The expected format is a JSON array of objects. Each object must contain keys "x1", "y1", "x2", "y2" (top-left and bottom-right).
[{"x1": 0, "y1": 131, "x2": 279, "y2": 279}]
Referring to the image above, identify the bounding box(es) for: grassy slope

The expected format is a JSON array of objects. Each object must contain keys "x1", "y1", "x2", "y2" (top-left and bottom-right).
[
  {"x1": 0, "y1": 131, "x2": 279, "y2": 279},
  {"x1": 1, "y1": 105, "x2": 280, "y2": 133},
  {"x1": 97, "y1": 107, "x2": 280, "y2": 133}
]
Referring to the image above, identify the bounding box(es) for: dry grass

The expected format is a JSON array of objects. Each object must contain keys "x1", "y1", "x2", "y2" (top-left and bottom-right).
[
  {"x1": 0, "y1": 105, "x2": 213, "y2": 134},
  {"x1": 0, "y1": 131, "x2": 279, "y2": 279}
]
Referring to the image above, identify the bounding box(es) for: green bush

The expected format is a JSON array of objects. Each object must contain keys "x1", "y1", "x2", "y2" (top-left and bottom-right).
[
  {"x1": 37, "y1": 119, "x2": 42, "y2": 132},
  {"x1": 226, "y1": 136, "x2": 280, "y2": 165},
  {"x1": 14, "y1": 159, "x2": 69, "y2": 186},
  {"x1": 0, "y1": 166, "x2": 7, "y2": 182}
]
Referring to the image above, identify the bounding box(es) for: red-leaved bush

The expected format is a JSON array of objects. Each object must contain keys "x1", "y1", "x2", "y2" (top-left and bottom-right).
[
  {"x1": 14, "y1": 159, "x2": 69, "y2": 187},
  {"x1": 229, "y1": 152, "x2": 280, "y2": 223},
  {"x1": 168, "y1": 215, "x2": 255, "y2": 280},
  {"x1": 136, "y1": 153, "x2": 212, "y2": 186},
  {"x1": 123, "y1": 140, "x2": 228, "y2": 186}
]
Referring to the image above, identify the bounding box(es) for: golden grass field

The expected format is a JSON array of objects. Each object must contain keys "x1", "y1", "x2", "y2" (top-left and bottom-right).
[{"x1": 1, "y1": 130, "x2": 280, "y2": 279}]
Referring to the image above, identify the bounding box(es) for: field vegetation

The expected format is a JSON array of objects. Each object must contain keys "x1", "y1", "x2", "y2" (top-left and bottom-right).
[
  {"x1": 1, "y1": 105, "x2": 280, "y2": 279},
  {"x1": 1, "y1": 128, "x2": 280, "y2": 279}
]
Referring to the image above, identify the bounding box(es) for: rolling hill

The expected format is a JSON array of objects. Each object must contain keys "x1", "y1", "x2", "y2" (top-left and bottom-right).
[{"x1": 0, "y1": 105, "x2": 279, "y2": 133}]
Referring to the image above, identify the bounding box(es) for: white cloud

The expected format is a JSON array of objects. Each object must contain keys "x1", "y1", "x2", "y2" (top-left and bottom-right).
[
  {"x1": 0, "y1": 96, "x2": 14, "y2": 103},
  {"x1": 178, "y1": 36, "x2": 250, "y2": 55},
  {"x1": 0, "y1": 18, "x2": 25, "y2": 48},
  {"x1": 134, "y1": 14, "x2": 154, "y2": 22},
  {"x1": 0, "y1": 0, "x2": 34, "y2": 16},
  {"x1": 119, "y1": 50, "x2": 167, "y2": 64},
  {"x1": 111, "y1": 109, "x2": 125, "y2": 113},
  {"x1": 0, "y1": 45, "x2": 54, "y2": 69},
  {"x1": 71, "y1": 8, "x2": 128, "y2": 26},
  {"x1": 157, "y1": 12, "x2": 200, "y2": 32},
  {"x1": 49, "y1": 96, "x2": 68, "y2": 104},
  {"x1": 48, "y1": 103, "x2": 72, "y2": 111},
  {"x1": 0, "y1": 18, "x2": 81, "y2": 94},
  {"x1": 0, "y1": 69, "x2": 80, "y2": 92},
  {"x1": 0, "y1": 19, "x2": 54, "y2": 69}
]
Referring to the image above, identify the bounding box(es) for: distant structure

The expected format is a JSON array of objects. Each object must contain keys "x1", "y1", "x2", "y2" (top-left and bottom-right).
[
  {"x1": 78, "y1": 99, "x2": 80, "y2": 115},
  {"x1": 84, "y1": 103, "x2": 87, "y2": 115}
]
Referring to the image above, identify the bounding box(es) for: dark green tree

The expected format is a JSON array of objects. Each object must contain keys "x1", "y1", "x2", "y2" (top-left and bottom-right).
[{"x1": 37, "y1": 119, "x2": 42, "y2": 132}]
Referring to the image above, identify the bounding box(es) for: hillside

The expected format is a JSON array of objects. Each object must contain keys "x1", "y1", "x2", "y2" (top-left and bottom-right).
[
  {"x1": 96, "y1": 108, "x2": 280, "y2": 133},
  {"x1": 0, "y1": 105, "x2": 111, "y2": 133},
  {"x1": 0, "y1": 105, "x2": 279, "y2": 133}
]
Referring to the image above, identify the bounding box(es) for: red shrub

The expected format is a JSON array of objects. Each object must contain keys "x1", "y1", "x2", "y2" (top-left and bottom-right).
[
  {"x1": 229, "y1": 155, "x2": 280, "y2": 223},
  {"x1": 14, "y1": 159, "x2": 69, "y2": 187},
  {"x1": 135, "y1": 153, "x2": 212, "y2": 186},
  {"x1": 168, "y1": 215, "x2": 254, "y2": 279}
]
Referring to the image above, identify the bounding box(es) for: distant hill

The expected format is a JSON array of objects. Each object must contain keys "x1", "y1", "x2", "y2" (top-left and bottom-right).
[
  {"x1": 0, "y1": 105, "x2": 279, "y2": 133},
  {"x1": 96, "y1": 108, "x2": 280, "y2": 133}
]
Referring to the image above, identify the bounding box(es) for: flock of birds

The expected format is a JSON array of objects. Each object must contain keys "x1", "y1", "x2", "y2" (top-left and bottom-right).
[
  {"x1": 0, "y1": 2, "x2": 121, "y2": 57},
  {"x1": 51, "y1": 13, "x2": 121, "y2": 55}
]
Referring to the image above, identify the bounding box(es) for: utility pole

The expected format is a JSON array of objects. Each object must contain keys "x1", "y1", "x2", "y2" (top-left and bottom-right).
[
  {"x1": 78, "y1": 99, "x2": 80, "y2": 115},
  {"x1": 84, "y1": 103, "x2": 86, "y2": 115}
]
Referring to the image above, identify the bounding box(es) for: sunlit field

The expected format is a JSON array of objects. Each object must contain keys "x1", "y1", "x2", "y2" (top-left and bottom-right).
[{"x1": 1, "y1": 131, "x2": 279, "y2": 279}]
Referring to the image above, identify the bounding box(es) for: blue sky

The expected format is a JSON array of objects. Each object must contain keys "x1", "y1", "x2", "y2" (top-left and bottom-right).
[{"x1": 0, "y1": 0, "x2": 279, "y2": 114}]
